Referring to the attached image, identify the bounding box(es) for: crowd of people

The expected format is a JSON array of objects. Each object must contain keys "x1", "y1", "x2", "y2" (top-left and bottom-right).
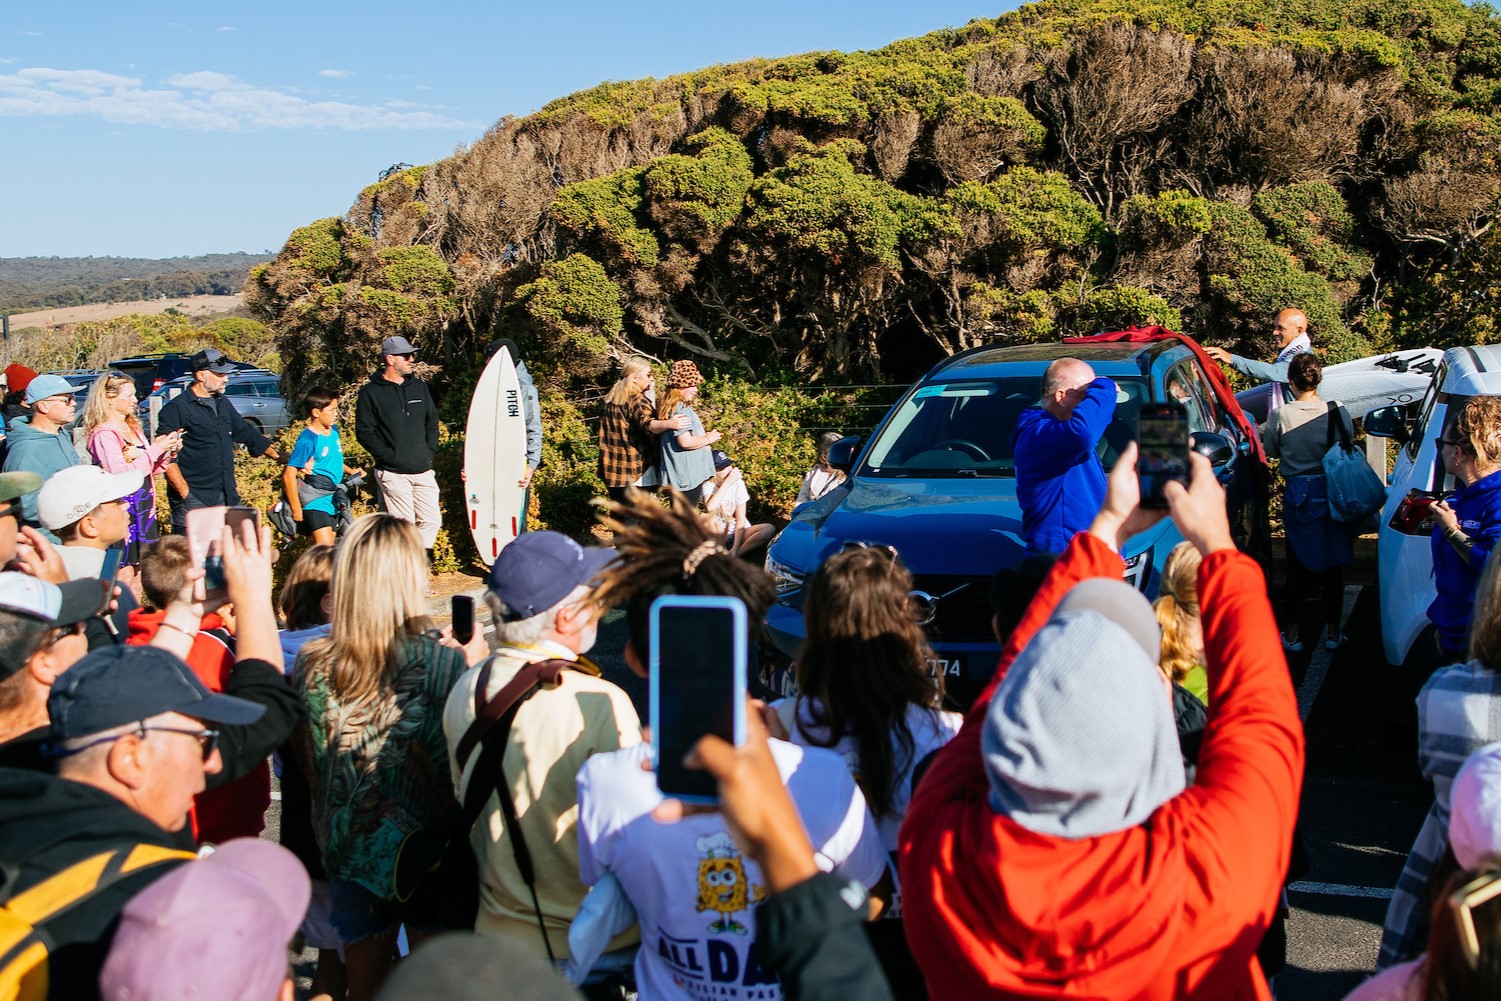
[{"x1": 2, "y1": 311, "x2": 1501, "y2": 1001}]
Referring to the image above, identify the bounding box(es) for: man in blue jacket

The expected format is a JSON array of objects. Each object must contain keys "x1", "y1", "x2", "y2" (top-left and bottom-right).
[
  {"x1": 1013, "y1": 358, "x2": 1117, "y2": 555},
  {"x1": 2, "y1": 374, "x2": 84, "y2": 540}
]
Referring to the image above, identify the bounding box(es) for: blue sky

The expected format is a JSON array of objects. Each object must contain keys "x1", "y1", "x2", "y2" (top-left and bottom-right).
[{"x1": 0, "y1": 1, "x2": 1011, "y2": 260}]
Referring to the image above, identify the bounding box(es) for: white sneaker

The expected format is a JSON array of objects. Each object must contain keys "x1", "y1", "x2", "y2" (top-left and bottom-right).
[{"x1": 1281, "y1": 632, "x2": 1304, "y2": 653}]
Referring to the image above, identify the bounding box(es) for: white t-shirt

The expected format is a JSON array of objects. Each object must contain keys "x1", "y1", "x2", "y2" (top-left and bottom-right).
[
  {"x1": 576, "y1": 740, "x2": 886, "y2": 1001},
  {"x1": 771, "y1": 698, "x2": 961, "y2": 853}
]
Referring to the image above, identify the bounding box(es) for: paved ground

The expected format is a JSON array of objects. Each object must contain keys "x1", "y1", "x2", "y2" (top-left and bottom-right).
[{"x1": 285, "y1": 556, "x2": 1434, "y2": 999}]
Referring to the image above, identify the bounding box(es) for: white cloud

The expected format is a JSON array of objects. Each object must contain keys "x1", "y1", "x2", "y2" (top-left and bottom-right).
[
  {"x1": 319, "y1": 68, "x2": 354, "y2": 79},
  {"x1": 0, "y1": 66, "x2": 479, "y2": 131},
  {"x1": 216, "y1": 26, "x2": 236, "y2": 32},
  {"x1": 18, "y1": 31, "x2": 42, "y2": 37},
  {"x1": 0, "y1": 58, "x2": 17, "y2": 65}
]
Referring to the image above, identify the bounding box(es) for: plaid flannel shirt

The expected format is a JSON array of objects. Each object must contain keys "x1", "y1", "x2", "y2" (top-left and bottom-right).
[
  {"x1": 597, "y1": 397, "x2": 657, "y2": 488},
  {"x1": 1379, "y1": 658, "x2": 1501, "y2": 967}
]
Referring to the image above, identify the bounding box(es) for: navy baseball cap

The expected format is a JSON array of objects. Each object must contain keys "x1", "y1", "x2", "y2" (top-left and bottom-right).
[
  {"x1": 48, "y1": 646, "x2": 265, "y2": 740},
  {"x1": 190, "y1": 349, "x2": 237, "y2": 374},
  {"x1": 711, "y1": 449, "x2": 732, "y2": 471},
  {"x1": 381, "y1": 336, "x2": 417, "y2": 356},
  {"x1": 486, "y1": 531, "x2": 614, "y2": 622}
]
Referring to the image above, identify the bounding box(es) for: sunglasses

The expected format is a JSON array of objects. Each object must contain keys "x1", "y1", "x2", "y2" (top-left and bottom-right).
[
  {"x1": 841, "y1": 540, "x2": 899, "y2": 561},
  {"x1": 1436, "y1": 437, "x2": 1465, "y2": 450},
  {"x1": 48, "y1": 721, "x2": 220, "y2": 761}
]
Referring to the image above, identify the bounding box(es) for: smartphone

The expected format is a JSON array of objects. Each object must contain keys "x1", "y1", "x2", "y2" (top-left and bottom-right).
[
  {"x1": 451, "y1": 595, "x2": 476, "y2": 645},
  {"x1": 97, "y1": 548, "x2": 123, "y2": 586},
  {"x1": 649, "y1": 595, "x2": 748, "y2": 804},
  {"x1": 186, "y1": 506, "x2": 260, "y2": 600},
  {"x1": 1137, "y1": 402, "x2": 1190, "y2": 509}
]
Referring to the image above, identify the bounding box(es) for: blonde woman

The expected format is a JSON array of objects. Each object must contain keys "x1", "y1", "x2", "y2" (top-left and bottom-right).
[
  {"x1": 596, "y1": 356, "x2": 688, "y2": 504},
  {"x1": 82, "y1": 373, "x2": 183, "y2": 561},
  {"x1": 294, "y1": 513, "x2": 467, "y2": 1001},
  {"x1": 1155, "y1": 541, "x2": 1209, "y2": 706}
]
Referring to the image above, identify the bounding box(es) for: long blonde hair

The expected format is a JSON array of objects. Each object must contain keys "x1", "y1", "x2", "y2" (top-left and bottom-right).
[
  {"x1": 1154, "y1": 542, "x2": 1203, "y2": 686},
  {"x1": 81, "y1": 373, "x2": 144, "y2": 442},
  {"x1": 656, "y1": 386, "x2": 693, "y2": 421},
  {"x1": 296, "y1": 514, "x2": 431, "y2": 705},
  {"x1": 604, "y1": 356, "x2": 652, "y2": 407}
]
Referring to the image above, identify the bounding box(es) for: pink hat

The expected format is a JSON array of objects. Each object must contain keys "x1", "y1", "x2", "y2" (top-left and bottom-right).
[
  {"x1": 1451, "y1": 744, "x2": 1501, "y2": 870},
  {"x1": 99, "y1": 839, "x2": 311, "y2": 1001}
]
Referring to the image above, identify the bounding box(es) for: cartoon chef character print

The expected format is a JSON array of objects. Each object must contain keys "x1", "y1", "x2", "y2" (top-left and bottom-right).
[{"x1": 694, "y1": 831, "x2": 766, "y2": 935}]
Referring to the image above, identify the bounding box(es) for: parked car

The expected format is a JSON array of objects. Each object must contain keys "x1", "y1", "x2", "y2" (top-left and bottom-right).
[
  {"x1": 142, "y1": 369, "x2": 289, "y2": 435},
  {"x1": 763, "y1": 335, "x2": 1271, "y2": 706},
  {"x1": 109, "y1": 352, "x2": 258, "y2": 399},
  {"x1": 1363, "y1": 345, "x2": 1501, "y2": 670},
  {"x1": 44, "y1": 369, "x2": 110, "y2": 393}
]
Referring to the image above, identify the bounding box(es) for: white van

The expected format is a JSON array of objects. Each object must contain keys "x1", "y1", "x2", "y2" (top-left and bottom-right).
[{"x1": 1365, "y1": 346, "x2": 1501, "y2": 667}]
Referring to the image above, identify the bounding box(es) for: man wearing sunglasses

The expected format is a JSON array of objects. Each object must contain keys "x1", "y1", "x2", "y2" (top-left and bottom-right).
[
  {"x1": 0, "y1": 644, "x2": 264, "y2": 1000},
  {"x1": 1, "y1": 374, "x2": 86, "y2": 542}
]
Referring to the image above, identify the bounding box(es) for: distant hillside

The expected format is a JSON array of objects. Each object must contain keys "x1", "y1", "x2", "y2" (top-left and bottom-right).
[
  {"x1": 1, "y1": 253, "x2": 273, "y2": 313},
  {"x1": 252, "y1": 0, "x2": 1501, "y2": 395}
]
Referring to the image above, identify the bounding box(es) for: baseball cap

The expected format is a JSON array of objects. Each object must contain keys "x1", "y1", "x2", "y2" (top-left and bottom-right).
[
  {"x1": 1451, "y1": 743, "x2": 1501, "y2": 870},
  {"x1": 0, "y1": 470, "x2": 43, "y2": 504},
  {"x1": 23, "y1": 375, "x2": 80, "y2": 407},
  {"x1": 381, "y1": 335, "x2": 417, "y2": 356},
  {"x1": 48, "y1": 645, "x2": 265, "y2": 741},
  {"x1": 37, "y1": 465, "x2": 144, "y2": 531},
  {"x1": 99, "y1": 838, "x2": 311, "y2": 1001},
  {"x1": 190, "y1": 348, "x2": 238, "y2": 374},
  {"x1": 712, "y1": 449, "x2": 732, "y2": 471},
  {"x1": 486, "y1": 531, "x2": 614, "y2": 622},
  {"x1": 0, "y1": 572, "x2": 111, "y2": 681}
]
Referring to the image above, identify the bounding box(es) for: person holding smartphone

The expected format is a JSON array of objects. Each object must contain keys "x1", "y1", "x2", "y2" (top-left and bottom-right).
[
  {"x1": 34, "y1": 465, "x2": 140, "y2": 583},
  {"x1": 1012, "y1": 358, "x2": 1117, "y2": 555},
  {"x1": 82, "y1": 371, "x2": 184, "y2": 563},
  {"x1": 575, "y1": 490, "x2": 887, "y2": 1001}
]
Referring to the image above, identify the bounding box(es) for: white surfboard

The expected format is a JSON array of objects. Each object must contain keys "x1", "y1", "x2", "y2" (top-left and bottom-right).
[
  {"x1": 465, "y1": 348, "x2": 528, "y2": 565},
  {"x1": 1235, "y1": 347, "x2": 1443, "y2": 423}
]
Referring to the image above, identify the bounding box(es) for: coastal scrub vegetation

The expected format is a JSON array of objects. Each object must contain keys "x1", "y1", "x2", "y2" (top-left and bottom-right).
[{"x1": 247, "y1": 0, "x2": 1501, "y2": 544}]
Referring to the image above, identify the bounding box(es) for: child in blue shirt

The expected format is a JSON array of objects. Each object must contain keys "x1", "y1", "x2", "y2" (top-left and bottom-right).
[{"x1": 283, "y1": 387, "x2": 362, "y2": 546}]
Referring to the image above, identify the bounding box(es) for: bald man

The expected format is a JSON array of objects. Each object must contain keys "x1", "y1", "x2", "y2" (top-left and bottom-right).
[
  {"x1": 1206, "y1": 308, "x2": 1312, "y2": 422},
  {"x1": 1012, "y1": 358, "x2": 1117, "y2": 555}
]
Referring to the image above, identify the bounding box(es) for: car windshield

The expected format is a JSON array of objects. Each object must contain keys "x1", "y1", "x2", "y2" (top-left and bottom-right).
[{"x1": 862, "y1": 376, "x2": 1150, "y2": 477}]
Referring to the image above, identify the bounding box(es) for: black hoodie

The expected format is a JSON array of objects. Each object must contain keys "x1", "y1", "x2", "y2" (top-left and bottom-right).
[
  {"x1": 0, "y1": 769, "x2": 188, "y2": 1000},
  {"x1": 354, "y1": 371, "x2": 438, "y2": 474}
]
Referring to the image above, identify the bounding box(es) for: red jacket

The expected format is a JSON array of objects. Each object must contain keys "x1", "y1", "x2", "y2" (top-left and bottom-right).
[
  {"x1": 898, "y1": 533, "x2": 1304, "y2": 1000},
  {"x1": 126, "y1": 609, "x2": 272, "y2": 845}
]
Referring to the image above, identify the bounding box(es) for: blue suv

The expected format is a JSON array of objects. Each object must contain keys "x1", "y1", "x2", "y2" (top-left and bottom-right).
[{"x1": 763, "y1": 336, "x2": 1270, "y2": 706}]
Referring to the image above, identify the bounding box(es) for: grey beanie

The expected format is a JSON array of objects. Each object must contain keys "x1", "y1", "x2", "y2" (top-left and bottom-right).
[{"x1": 983, "y1": 596, "x2": 1185, "y2": 839}]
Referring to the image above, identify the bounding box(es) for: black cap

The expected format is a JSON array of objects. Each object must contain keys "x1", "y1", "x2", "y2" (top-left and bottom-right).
[
  {"x1": 711, "y1": 449, "x2": 732, "y2": 471},
  {"x1": 191, "y1": 348, "x2": 237, "y2": 374},
  {"x1": 48, "y1": 646, "x2": 265, "y2": 740}
]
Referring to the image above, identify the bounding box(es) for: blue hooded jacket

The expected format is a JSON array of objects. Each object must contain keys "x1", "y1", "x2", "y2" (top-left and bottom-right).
[
  {"x1": 1429, "y1": 467, "x2": 1501, "y2": 654},
  {"x1": 1012, "y1": 378, "x2": 1117, "y2": 555},
  {"x1": 2, "y1": 415, "x2": 81, "y2": 537}
]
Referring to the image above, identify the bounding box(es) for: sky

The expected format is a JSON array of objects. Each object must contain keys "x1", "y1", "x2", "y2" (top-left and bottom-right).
[{"x1": 0, "y1": 1, "x2": 1012, "y2": 260}]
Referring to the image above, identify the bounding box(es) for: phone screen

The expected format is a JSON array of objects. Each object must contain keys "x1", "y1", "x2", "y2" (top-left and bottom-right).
[
  {"x1": 451, "y1": 595, "x2": 475, "y2": 645},
  {"x1": 1137, "y1": 403, "x2": 1190, "y2": 509},
  {"x1": 651, "y1": 598, "x2": 747, "y2": 803},
  {"x1": 185, "y1": 506, "x2": 229, "y2": 597},
  {"x1": 97, "y1": 548, "x2": 123, "y2": 585}
]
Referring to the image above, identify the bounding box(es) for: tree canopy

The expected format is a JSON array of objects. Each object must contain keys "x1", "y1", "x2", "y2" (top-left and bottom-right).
[{"x1": 251, "y1": 0, "x2": 1501, "y2": 392}]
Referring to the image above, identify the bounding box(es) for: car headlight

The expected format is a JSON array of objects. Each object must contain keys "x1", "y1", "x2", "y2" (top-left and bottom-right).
[
  {"x1": 1122, "y1": 550, "x2": 1152, "y2": 593},
  {"x1": 765, "y1": 554, "x2": 806, "y2": 595}
]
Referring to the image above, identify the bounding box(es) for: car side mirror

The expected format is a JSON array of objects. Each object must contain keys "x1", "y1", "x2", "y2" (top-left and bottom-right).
[
  {"x1": 1190, "y1": 431, "x2": 1235, "y2": 468},
  {"x1": 1363, "y1": 405, "x2": 1410, "y2": 446},
  {"x1": 826, "y1": 436, "x2": 862, "y2": 473}
]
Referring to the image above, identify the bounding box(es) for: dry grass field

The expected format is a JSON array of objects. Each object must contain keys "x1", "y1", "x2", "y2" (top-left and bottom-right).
[{"x1": 6, "y1": 294, "x2": 244, "y2": 329}]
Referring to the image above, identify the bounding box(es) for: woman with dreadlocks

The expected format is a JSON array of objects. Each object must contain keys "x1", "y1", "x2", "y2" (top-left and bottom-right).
[{"x1": 574, "y1": 489, "x2": 888, "y2": 1001}]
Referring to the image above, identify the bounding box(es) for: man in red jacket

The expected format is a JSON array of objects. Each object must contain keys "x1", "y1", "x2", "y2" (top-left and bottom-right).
[{"x1": 899, "y1": 444, "x2": 1304, "y2": 1000}]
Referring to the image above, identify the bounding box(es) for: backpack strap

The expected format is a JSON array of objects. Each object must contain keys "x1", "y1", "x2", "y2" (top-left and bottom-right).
[
  {"x1": 1326, "y1": 401, "x2": 1353, "y2": 452},
  {"x1": 454, "y1": 658, "x2": 576, "y2": 963}
]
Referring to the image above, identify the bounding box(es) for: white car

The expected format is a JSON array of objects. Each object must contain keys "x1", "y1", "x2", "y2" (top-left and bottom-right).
[{"x1": 1364, "y1": 345, "x2": 1501, "y2": 667}]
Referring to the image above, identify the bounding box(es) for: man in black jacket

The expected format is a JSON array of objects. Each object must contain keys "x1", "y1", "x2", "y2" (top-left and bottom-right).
[
  {"x1": 355, "y1": 335, "x2": 441, "y2": 558},
  {"x1": 158, "y1": 349, "x2": 281, "y2": 532},
  {"x1": 0, "y1": 645, "x2": 265, "y2": 1000}
]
